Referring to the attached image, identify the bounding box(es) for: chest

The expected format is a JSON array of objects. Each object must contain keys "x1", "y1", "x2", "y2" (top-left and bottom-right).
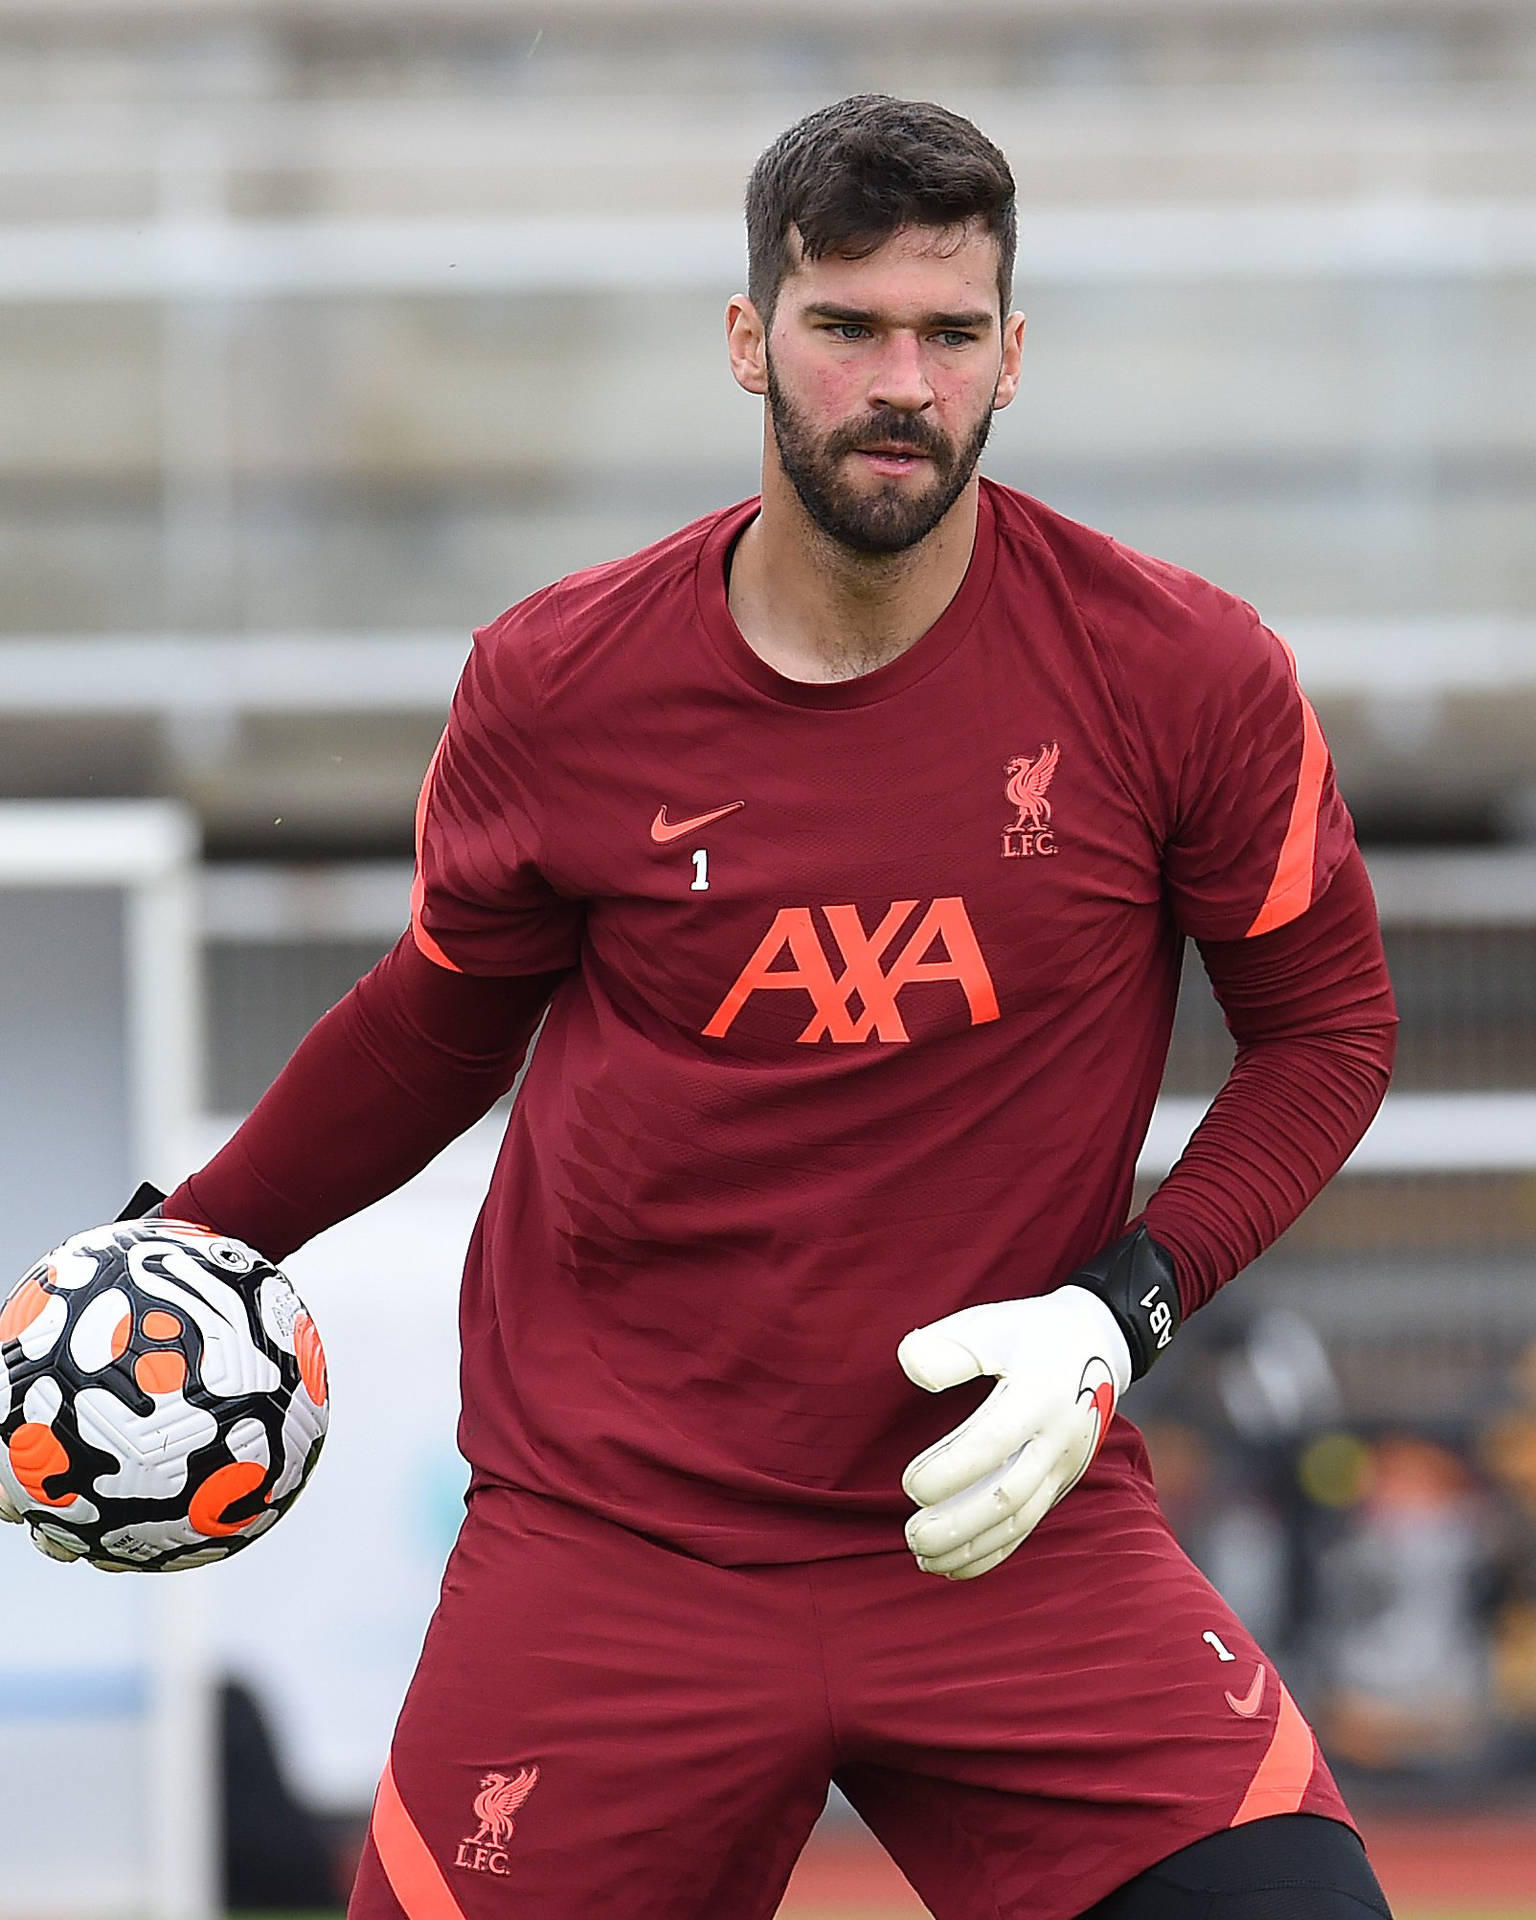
[{"x1": 541, "y1": 641, "x2": 1167, "y2": 1050}]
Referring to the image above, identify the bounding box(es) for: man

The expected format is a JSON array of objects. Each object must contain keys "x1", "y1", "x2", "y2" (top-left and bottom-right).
[{"x1": 165, "y1": 97, "x2": 1398, "y2": 1916}]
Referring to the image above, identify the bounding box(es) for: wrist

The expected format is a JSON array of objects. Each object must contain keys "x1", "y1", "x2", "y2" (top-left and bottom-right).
[
  {"x1": 1065, "y1": 1226, "x2": 1181, "y2": 1381},
  {"x1": 115, "y1": 1182, "x2": 166, "y2": 1221}
]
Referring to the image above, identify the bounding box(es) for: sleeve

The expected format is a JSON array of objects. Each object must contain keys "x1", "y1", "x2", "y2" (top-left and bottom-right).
[
  {"x1": 410, "y1": 596, "x2": 585, "y2": 977},
  {"x1": 1160, "y1": 604, "x2": 1353, "y2": 944},
  {"x1": 1139, "y1": 846, "x2": 1397, "y2": 1315},
  {"x1": 163, "y1": 936, "x2": 562, "y2": 1261}
]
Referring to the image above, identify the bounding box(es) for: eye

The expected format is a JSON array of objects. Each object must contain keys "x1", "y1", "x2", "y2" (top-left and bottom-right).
[
  {"x1": 933, "y1": 330, "x2": 978, "y2": 349},
  {"x1": 824, "y1": 322, "x2": 870, "y2": 341}
]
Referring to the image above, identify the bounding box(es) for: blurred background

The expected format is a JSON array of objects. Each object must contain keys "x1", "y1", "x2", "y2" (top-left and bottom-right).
[{"x1": 1, "y1": 1, "x2": 1535, "y2": 1916}]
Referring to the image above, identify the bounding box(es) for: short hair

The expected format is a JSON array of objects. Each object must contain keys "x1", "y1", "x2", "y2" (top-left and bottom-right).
[{"x1": 745, "y1": 95, "x2": 1016, "y2": 323}]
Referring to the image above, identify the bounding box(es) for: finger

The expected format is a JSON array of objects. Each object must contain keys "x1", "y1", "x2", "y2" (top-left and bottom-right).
[
  {"x1": 0, "y1": 1483, "x2": 23, "y2": 1524},
  {"x1": 915, "y1": 1532, "x2": 1028, "y2": 1582},
  {"x1": 931, "y1": 1534, "x2": 1027, "y2": 1581},
  {"x1": 896, "y1": 1316, "x2": 988, "y2": 1394},
  {"x1": 30, "y1": 1524, "x2": 86, "y2": 1563},
  {"x1": 902, "y1": 1383, "x2": 1034, "y2": 1507},
  {"x1": 907, "y1": 1410, "x2": 1089, "y2": 1559},
  {"x1": 905, "y1": 1422, "x2": 1066, "y2": 1560},
  {"x1": 912, "y1": 1472, "x2": 1063, "y2": 1576}
]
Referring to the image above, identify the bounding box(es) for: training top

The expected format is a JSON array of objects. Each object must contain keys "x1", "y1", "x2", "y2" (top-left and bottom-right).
[{"x1": 396, "y1": 476, "x2": 1359, "y2": 1561}]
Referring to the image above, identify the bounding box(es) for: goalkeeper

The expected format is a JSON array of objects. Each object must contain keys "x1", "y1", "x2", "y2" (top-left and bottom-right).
[{"x1": 153, "y1": 96, "x2": 1396, "y2": 1920}]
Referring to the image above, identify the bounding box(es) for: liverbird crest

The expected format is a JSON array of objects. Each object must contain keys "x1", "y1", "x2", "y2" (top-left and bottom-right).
[
  {"x1": 470, "y1": 1765, "x2": 540, "y2": 1848},
  {"x1": 1005, "y1": 743, "x2": 1060, "y2": 832}
]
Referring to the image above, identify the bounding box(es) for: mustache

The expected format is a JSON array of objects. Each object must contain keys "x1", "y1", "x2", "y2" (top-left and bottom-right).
[{"x1": 823, "y1": 409, "x2": 953, "y2": 464}]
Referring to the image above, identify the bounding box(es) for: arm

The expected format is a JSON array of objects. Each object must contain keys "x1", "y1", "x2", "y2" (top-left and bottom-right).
[
  {"x1": 899, "y1": 849, "x2": 1395, "y2": 1581},
  {"x1": 164, "y1": 935, "x2": 563, "y2": 1260},
  {"x1": 1142, "y1": 844, "x2": 1396, "y2": 1314},
  {"x1": 166, "y1": 591, "x2": 583, "y2": 1258}
]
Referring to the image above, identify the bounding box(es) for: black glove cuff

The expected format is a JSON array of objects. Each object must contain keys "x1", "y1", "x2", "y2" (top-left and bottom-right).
[
  {"x1": 116, "y1": 1183, "x2": 167, "y2": 1222},
  {"x1": 1067, "y1": 1226, "x2": 1181, "y2": 1381}
]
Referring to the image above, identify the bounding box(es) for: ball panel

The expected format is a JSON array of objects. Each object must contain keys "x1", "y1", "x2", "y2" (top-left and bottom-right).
[
  {"x1": 129, "y1": 1248, "x2": 282, "y2": 1398},
  {"x1": 133, "y1": 1350, "x2": 187, "y2": 1395},
  {"x1": 5, "y1": 1285, "x2": 68, "y2": 1363},
  {"x1": 272, "y1": 1386, "x2": 327, "y2": 1503},
  {"x1": 40, "y1": 1239, "x2": 106, "y2": 1289},
  {"x1": 8, "y1": 1421, "x2": 72, "y2": 1506},
  {"x1": 294, "y1": 1313, "x2": 328, "y2": 1407},
  {"x1": 258, "y1": 1271, "x2": 303, "y2": 1352},
  {"x1": 22, "y1": 1375, "x2": 64, "y2": 1425},
  {"x1": 1, "y1": 1272, "x2": 51, "y2": 1342},
  {"x1": 73, "y1": 1385, "x2": 218, "y2": 1502},
  {"x1": 225, "y1": 1415, "x2": 271, "y2": 1470},
  {"x1": 68, "y1": 1288, "x2": 134, "y2": 1372},
  {"x1": 187, "y1": 1460, "x2": 269, "y2": 1539}
]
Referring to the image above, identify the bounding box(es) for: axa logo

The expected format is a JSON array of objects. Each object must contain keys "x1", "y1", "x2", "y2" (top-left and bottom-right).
[
  {"x1": 704, "y1": 896, "x2": 998, "y2": 1044},
  {"x1": 453, "y1": 1765, "x2": 539, "y2": 1877},
  {"x1": 1002, "y1": 743, "x2": 1060, "y2": 859}
]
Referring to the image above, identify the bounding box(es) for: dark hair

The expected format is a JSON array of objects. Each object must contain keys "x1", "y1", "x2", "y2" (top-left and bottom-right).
[{"x1": 745, "y1": 95, "x2": 1016, "y2": 323}]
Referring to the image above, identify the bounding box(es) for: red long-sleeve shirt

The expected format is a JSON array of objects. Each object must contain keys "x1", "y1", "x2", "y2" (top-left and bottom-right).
[{"x1": 170, "y1": 484, "x2": 1396, "y2": 1562}]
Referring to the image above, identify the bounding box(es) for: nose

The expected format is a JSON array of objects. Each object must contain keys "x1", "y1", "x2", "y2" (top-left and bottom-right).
[{"x1": 866, "y1": 330, "x2": 934, "y2": 413}]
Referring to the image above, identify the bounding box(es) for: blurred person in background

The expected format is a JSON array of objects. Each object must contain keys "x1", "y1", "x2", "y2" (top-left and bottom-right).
[
  {"x1": 115, "y1": 96, "x2": 1398, "y2": 1918},
  {"x1": 1144, "y1": 1307, "x2": 1345, "y2": 1684},
  {"x1": 1314, "y1": 1434, "x2": 1497, "y2": 1776},
  {"x1": 1479, "y1": 1338, "x2": 1536, "y2": 1768}
]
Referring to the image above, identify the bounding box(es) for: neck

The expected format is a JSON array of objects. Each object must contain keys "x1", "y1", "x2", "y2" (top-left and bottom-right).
[{"x1": 727, "y1": 454, "x2": 981, "y2": 684}]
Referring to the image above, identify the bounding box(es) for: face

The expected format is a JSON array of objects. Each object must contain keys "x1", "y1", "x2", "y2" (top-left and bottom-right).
[{"x1": 728, "y1": 222, "x2": 1025, "y2": 556}]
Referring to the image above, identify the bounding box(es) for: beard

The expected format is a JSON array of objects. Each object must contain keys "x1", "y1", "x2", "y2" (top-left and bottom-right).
[{"x1": 766, "y1": 361, "x2": 995, "y2": 557}]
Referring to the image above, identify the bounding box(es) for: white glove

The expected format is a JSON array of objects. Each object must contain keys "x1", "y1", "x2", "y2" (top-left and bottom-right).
[
  {"x1": 898, "y1": 1285, "x2": 1132, "y2": 1580},
  {"x1": 0, "y1": 1482, "x2": 90, "y2": 1560}
]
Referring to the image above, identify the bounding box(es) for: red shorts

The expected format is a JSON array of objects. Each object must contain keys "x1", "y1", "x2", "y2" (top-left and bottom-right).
[{"x1": 349, "y1": 1480, "x2": 1350, "y2": 1920}]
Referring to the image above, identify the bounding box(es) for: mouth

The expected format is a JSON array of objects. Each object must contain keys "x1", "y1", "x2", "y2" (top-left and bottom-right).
[{"x1": 853, "y1": 446, "x2": 932, "y2": 476}]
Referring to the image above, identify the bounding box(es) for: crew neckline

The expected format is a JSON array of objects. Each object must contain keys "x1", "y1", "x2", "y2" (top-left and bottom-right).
[{"x1": 694, "y1": 481, "x2": 999, "y2": 710}]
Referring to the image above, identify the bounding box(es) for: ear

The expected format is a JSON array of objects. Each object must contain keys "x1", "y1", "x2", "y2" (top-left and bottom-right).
[
  {"x1": 727, "y1": 294, "x2": 769, "y2": 397},
  {"x1": 992, "y1": 309, "x2": 1027, "y2": 411}
]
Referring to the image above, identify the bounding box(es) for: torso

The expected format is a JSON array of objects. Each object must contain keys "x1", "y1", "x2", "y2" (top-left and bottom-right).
[{"x1": 417, "y1": 478, "x2": 1338, "y2": 1561}]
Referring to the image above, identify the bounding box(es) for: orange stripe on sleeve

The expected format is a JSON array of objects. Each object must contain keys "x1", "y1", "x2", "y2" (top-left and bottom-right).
[
  {"x1": 369, "y1": 1756, "x2": 468, "y2": 1920},
  {"x1": 1230, "y1": 1680, "x2": 1317, "y2": 1827},
  {"x1": 1245, "y1": 653, "x2": 1330, "y2": 939},
  {"x1": 410, "y1": 732, "x2": 463, "y2": 974}
]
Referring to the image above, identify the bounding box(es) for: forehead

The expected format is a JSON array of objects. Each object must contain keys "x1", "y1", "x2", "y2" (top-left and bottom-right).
[{"x1": 779, "y1": 221, "x2": 1003, "y2": 316}]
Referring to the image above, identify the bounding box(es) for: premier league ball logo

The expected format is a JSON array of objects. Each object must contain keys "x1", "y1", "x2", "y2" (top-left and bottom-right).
[{"x1": 0, "y1": 1220, "x2": 328, "y2": 1571}]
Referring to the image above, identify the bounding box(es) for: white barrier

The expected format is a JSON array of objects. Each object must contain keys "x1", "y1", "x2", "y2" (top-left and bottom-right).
[{"x1": 0, "y1": 802, "x2": 214, "y2": 1920}]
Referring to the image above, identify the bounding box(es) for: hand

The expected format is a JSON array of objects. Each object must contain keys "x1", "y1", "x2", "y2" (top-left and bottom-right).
[
  {"x1": 0, "y1": 1481, "x2": 89, "y2": 1560},
  {"x1": 898, "y1": 1286, "x2": 1132, "y2": 1580}
]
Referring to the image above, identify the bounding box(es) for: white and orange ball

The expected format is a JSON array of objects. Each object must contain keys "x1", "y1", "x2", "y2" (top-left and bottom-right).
[{"x1": 0, "y1": 1219, "x2": 328, "y2": 1571}]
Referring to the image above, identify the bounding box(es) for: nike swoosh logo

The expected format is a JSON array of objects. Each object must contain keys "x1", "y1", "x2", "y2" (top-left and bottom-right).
[
  {"x1": 650, "y1": 802, "x2": 745, "y2": 844},
  {"x1": 1225, "y1": 1666, "x2": 1265, "y2": 1717}
]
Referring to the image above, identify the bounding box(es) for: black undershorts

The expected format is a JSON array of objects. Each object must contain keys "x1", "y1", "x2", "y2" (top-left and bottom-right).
[{"x1": 1081, "y1": 1813, "x2": 1393, "y2": 1919}]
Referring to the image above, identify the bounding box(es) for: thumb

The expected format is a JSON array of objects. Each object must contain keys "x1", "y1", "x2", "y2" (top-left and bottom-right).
[{"x1": 898, "y1": 1312, "x2": 990, "y2": 1394}]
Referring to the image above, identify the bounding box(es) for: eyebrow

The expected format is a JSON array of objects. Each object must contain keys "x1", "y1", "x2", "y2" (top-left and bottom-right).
[{"x1": 802, "y1": 302, "x2": 996, "y2": 330}]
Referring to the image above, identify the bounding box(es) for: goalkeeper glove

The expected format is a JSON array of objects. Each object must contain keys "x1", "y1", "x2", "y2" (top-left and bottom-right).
[
  {"x1": 898, "y1": 1227, "x2": 1179, "y2": 1580},
  {"x1": 117, "y1": 1182, "x2": 167, "y2": 1222},
  {"x1": 0, "y1": 1461, "x2": 85, "y2": 1560}
]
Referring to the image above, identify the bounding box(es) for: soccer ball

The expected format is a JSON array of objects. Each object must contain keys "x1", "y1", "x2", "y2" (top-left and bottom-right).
[{"x1": 0, "y1": 1218, "x2": 328, "y2": 1571}]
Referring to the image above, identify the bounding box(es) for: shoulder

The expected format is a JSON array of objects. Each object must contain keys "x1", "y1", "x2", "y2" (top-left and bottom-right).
[
  {"x1": 983, "y1": 478, "x2": 1269, "y2": 684},
  {"x1": 469, "y1": 501, "x2": 753, "y2": 702}
]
